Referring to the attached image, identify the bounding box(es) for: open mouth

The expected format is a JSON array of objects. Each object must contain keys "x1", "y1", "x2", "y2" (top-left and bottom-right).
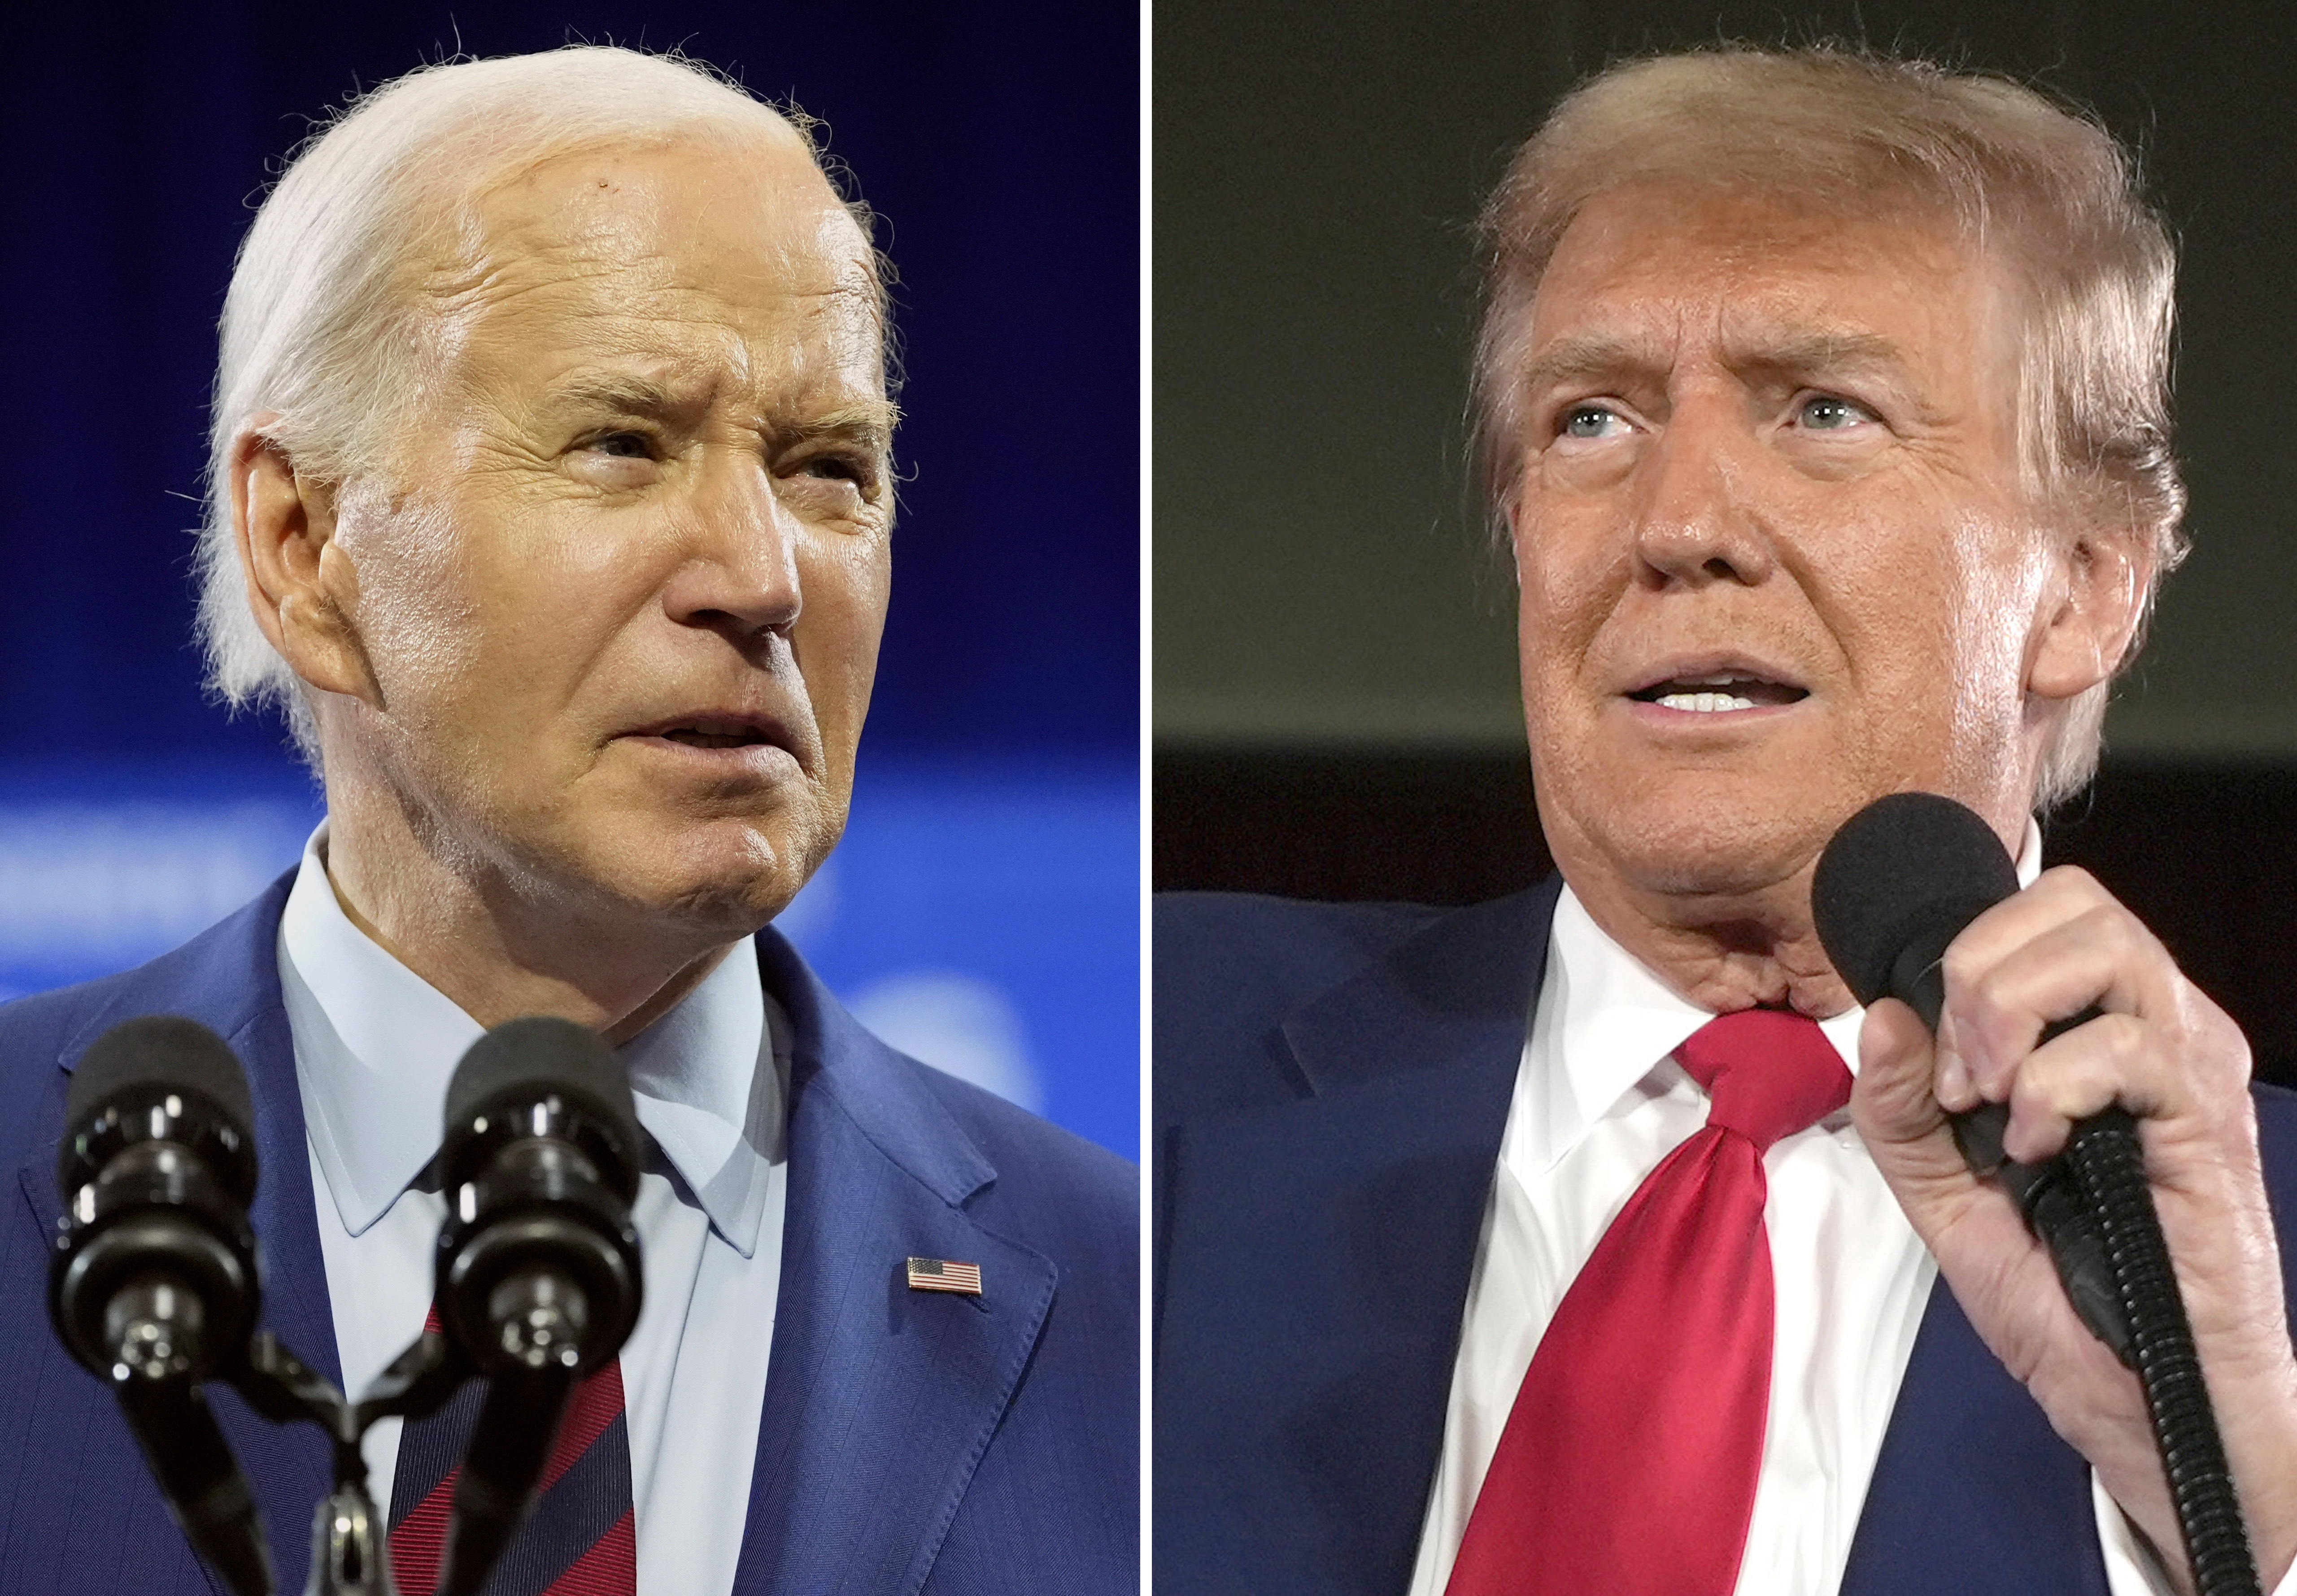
[
  {"x1": 649, "y1": 716, "x2": 784, "y2": 751},
  {"x1": 1626, "y1": 671, "x2": 1808, "y2": 713}
]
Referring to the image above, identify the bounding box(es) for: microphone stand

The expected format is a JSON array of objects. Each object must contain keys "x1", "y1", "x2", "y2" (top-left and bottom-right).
[{"x1": 224, "y1": 1329, "x2": 472, "y2": 1596}]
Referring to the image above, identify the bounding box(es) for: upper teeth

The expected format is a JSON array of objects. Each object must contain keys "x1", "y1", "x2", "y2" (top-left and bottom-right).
[{"x1": 1656, "y1": 690, "x2": 1755, "y2": 713}]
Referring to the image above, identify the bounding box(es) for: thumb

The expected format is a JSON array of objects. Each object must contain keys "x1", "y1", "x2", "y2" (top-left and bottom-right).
[
  {"x1": 1854, "y1": 996, "x2": 1947, "y2": 1150},
  {"x1": 1852, "y1": 996, "x2": 1985, "y2": 1222}
]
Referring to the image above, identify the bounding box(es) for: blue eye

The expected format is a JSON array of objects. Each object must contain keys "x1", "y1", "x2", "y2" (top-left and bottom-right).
[
  {"x1": 1797, "y1": 395, "x2": 1868, "y2": 431},
  {"x1": 1560, "y1": 404, "x2": 1625, "y2": 439}
]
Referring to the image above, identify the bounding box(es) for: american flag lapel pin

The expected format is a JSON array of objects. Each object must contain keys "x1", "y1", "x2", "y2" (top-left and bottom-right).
[{"x1": 906, "y1": 1256, "x2": 983, "y2": 1296}]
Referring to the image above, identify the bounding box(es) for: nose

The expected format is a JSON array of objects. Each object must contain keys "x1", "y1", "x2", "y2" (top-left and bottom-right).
[
  {"x1": 1629, "y1": 399, "x2": 1776, "y2": 589},
  {"x1": 659, "y1": 453, "x2": 803, "y2": 639}
]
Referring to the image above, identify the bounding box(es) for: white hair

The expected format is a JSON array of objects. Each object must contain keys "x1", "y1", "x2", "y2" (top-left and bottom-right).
[{"x1": 195, "y1": 45, "x2": 879, "y2": 757}]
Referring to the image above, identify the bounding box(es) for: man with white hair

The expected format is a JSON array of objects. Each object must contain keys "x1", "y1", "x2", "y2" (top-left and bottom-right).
[
  {"x1": 1158, "y1": 46, "x2": 2297, "y2": 1596},
  {"x1": 0, "y1": 46, "x2": 1133, "y2": 1596}
]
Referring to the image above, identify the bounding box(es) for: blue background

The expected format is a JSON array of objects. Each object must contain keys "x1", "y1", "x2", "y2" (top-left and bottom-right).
[{"x1": 0, "y1": 3, "x2": 1139, "y2": 1157}]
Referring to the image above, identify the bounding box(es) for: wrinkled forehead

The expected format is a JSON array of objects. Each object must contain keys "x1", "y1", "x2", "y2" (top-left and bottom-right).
[
  {"x1": 409, "y1": 132, "x2": 886, "y2": 399},
  {"x1": 1524, "y1": 181, "x2": 2021, "y2": 385}
]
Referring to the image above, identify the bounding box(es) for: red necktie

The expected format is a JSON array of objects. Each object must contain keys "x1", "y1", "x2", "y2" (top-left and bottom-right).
[
  {"x1": 1443, "y1": 1007, "x2": 1852, "y2": 1596},
  {"x1": 387, "y1": 1306, "x2": 637, "y2": 1596}
]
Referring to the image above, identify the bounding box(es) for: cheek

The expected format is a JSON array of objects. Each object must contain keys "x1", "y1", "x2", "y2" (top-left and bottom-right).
[
  {"x1": 548, "y1": 514, "x2": 673, "y2": 644},
  {"x1": 793, "y1": 535, "x2": 890, "y2": 726},
  {"x1": 1512, "y1": 507, "x2": 1624, "y2": 692},
  {"x1": 334, "y1": 494, "x2": 490, "y2": 693},
  {"x1": 1917, "y1": 514, "x2": 2044, "y2": 683},
  {"x1": 1827, "y1": 512, "x2": 2045, "y2": 765},
  {"x1": 345, "y1": 490, "x2": 658, "y2": 737},
  {"x1": 1944, "y1": 519, "x2": 2055, "y2": 731}
]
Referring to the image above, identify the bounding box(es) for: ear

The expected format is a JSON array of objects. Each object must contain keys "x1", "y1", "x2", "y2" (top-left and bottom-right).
[
  {"x1": 2025, "y1": 519, "x2": 2154, "y2": 705},
  {"x1": 229, "y1": 426, "x2": 381, "y2": 707}
]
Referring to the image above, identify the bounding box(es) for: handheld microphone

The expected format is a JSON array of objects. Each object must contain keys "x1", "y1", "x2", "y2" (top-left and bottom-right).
[
  {"x1": 50, "y1": 1015, "x2": 274, "y2": 1596},
  {"x1": 1810, "y1": 791, "x2": 2128, "y2": 1356},
  {"x1": 431, "y1": 1015, "x2": 643, "y2": 1596},
  {"x1": 1814, "y1": 791, "x2": 2258, "y2": 1596}
]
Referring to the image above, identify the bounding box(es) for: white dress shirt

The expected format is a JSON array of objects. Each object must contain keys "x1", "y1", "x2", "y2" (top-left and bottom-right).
[
  {"x1": 1405, "y1": 826, "x2": 2207, "y2": 1596},
  {"x1": 275, "y1": 827, "x2": 789, "y2": 1596}
]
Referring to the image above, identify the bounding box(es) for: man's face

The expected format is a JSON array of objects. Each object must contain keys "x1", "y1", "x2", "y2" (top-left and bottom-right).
[
  {"x1": 324, "y1": 132, "x2": 891, "y2": 937},
  {"x1": 1510, "y1": 183, "x2": 2088, "y2": 912}
]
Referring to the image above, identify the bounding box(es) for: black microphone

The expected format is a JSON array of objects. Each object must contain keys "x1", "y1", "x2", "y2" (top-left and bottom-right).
[
  {"x1": 431, "y1": 1016, "x2": 644, "y2": 1596},
  {"x1": 50, "y1": 1016, "x2": 274, "y2": 1596},
  {"x1": 1814, "y1": 791, "x2": 2259, "y2": 1595},
  {"x1": 1810, "y1": 791, "x2": 2128, "y2": 1357}
]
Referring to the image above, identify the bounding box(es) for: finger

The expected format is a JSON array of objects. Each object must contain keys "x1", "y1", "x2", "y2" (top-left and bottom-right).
[
  {"x1": 1933, "y1": 1001, "x2": 1982, "y2": 1111},
  {"x1": 1857, "y1": 1001, "x2": 2140, "y2": 1396},
  {"x1": 1934, "y1": 863, "x2": 2117, "y2": 972},
  {"x1": 1945, "y1": 903, "x2": 2179, "y2": 1101},
  {"x1": 1996, "y1": 1010, "x2": 2147, "y2": 1164}
]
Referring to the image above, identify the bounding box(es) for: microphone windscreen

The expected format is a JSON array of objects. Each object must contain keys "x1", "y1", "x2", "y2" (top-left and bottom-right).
[
  {"x1": 68, "y1": 1016, "x2": 255, "y2": 1142},
  {"x1": 1811, "y1": 791, "x2": 2019, "y2": 1018},
  {"x1": 444, "y1": 1015, "x2": 641, "y2": 1175}
]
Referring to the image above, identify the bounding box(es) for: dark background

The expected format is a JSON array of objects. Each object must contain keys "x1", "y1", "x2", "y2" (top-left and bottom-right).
[
  {"x1": 0, "y1": 1, "x2": 1141, "y2": 1155},
  {"x1": 1154, "y1": 1, "x2": 2297, "y2": 1080},
  {"x1": 0, "y1": 0, "x2": 1138, "y2": 763}
]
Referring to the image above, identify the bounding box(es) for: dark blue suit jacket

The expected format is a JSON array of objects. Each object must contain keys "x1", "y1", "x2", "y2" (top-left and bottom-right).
[
  {"x1": 1155, "y1": 884, "x2": 2297, "y2": 1596},
  {"x1": 0, "y1": 876, "x2": 1137, "y2": 1595}
]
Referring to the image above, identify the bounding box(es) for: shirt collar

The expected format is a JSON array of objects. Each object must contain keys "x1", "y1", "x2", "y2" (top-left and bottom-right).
[
  {"x1": 278, "y1": 824, "x2": 786, "y2": 1255},
  {"x1": 1521, "y1": 816, "x2": 2042, "y2": 1171}
]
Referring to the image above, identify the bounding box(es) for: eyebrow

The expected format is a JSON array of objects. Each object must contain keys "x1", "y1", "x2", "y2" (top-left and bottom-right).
[
  {"x1": 783, "y1": 399, "x2": 903, "y2": 455},
  {"x1": 1726, "y1": 329, "x2": 1910, "y2": 383},
  {"x1": 541, "y1": 371, "x2": 709, "y2": 421},
  {"x1": 1519, "y1": 334, "x2": 1667, "y2": 396},
  {"x1": 1519, "y1": 328, "x2": 1913, "y2": 393},
  {"x1": 540, "y1": 374, "x2": 901, "y2": 448}
]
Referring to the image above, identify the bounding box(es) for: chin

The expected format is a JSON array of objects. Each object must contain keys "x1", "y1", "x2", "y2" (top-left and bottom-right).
[
  {"x1": 1551, "y1": 764, "x2": 1852, "y2": 904},
  {"x1": 661, "y1": 879, "x2": 796, "y2": 939},
  {"x1": 586, "y1": 810, "x2": 835, "y2": 936},
  {"x1": 1629, "y1": 818, "x2": 1814, "y2": 898}
]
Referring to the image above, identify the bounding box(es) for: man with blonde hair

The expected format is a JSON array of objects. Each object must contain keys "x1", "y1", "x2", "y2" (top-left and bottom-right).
[
  {"x1": 0, "y1": 45, "x2": 1133, "y2": 1596},
  {"x1": 1158, "y1": 45, "x2": 2297, "y2": 1596}
]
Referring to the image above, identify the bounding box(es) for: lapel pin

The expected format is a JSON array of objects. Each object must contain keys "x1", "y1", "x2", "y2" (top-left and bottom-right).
[{"x1": 906, "y1": 1256, "x2": 983, "y2": 1296}]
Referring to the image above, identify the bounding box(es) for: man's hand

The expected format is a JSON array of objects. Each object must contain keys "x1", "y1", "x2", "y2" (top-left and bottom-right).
[{"x1": 1855, "y1": 864, "x2": 2297, "y2": 1593}]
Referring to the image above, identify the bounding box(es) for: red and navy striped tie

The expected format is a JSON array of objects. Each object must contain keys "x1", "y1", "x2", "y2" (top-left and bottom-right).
[{"x1": 387, "y1": 1310, "x2": 636, "y2": 1596}]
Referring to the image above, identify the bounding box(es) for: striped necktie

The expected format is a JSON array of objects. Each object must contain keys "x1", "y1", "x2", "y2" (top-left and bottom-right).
[{"x1": 387, "y1": 1308, "x2": 637, "y2": 1596}]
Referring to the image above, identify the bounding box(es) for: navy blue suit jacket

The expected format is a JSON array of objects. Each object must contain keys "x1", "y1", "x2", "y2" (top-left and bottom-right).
[
  {"x1": 1155, "y1": 883, "x2": 2297, "y2": 1596},
  {"x1": 0, "y1": 876, "x2": 1137, "y2": 1595}
]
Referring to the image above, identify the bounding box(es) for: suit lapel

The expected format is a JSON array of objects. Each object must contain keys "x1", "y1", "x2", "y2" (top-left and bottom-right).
[
  {"x1": 20, "y1": 878, "x2": 338, "y2": 1595},
  {"x1": 17, "y1": 888, "x2": 1076, "y2": 1596},
  {"x1": 1157, "y1": 883, "x2": 1559, "y2": 1596},
  {"x1": 731, "y1": 931, "x2": 1055, "y2": 1596},
  {"x1": 1842, "y1": 1276, "x2": 2110, "y2": 1595}
]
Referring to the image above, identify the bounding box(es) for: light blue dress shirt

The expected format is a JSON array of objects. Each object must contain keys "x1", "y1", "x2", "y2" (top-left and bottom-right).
[{"x1": 275, "y1": 826, "x2": 789, "y2": 1596}]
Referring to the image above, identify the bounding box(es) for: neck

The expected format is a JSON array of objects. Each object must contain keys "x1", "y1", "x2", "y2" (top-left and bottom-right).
[
  {"x1": 319, "y1": 775, "x2": 740, "y2": 1044},
  {"x1": 1566, "y1": 863, "x2": 1857, "y2": 1019},
  {"x1": 1572, "y1": 809, "x2": 2038, "y2": 1018}
]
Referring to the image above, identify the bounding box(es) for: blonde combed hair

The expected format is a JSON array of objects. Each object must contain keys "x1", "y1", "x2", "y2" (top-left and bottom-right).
[{"x1": 1473, "y1": 46, "x2": 2185, "y2": 806}]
